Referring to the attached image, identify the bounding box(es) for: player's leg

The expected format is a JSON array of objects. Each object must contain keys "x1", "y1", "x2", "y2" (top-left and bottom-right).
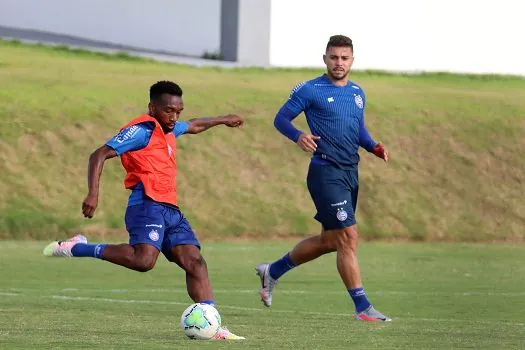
[
  {"x1": 258, "y1": 232, "x2": 336, "y2": 279},
  {"x1": 161, "y1": 211, "x2": 213, "y2": 303},
  {"x1": 324, "y1": 225, "x2": 364, "y2": 300},
  {"x1": 43, "y1": 200, "x2": 164, "y2": 272},
  {"x1": 255, "y1": 163, "x2": 343, "y2": 307},
  {"x1": 329, "y1": 168, "x2": 390, "y2": 321},
  {"x1": 329, "y1": 224, "x2": 389, "y2": 321},
  {"x1": 162, "y1": 208, "x2": 244, "y2": 340},
  {"x1": 255, "y1": 232, "x2": 337, "y2": 307},
  {"x1": 98, "y1": 243, "x2": 159, "y2": 272},
  {"x1": 168, "y1": 244, "x2": 214, "y2": 303}
]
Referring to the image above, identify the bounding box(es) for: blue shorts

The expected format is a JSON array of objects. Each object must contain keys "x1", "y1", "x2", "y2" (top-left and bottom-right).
[
  {"x1": 306, "y1": 162, "x2": 359, "y2": 230},
  {"x1": 125, "y1": 199, "x2": 200, "y2": 257}
]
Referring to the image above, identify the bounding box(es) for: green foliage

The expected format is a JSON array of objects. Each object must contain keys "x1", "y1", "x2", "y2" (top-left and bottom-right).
[{"x1": 1, "y1": 40, "x2": 524, "y2": 241}]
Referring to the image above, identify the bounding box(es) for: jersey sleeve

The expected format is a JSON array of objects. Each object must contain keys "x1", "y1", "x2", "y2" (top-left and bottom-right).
[
  {"x1": 274, "y1": 105, "x2": 303, "y2": 142},
  {"x1": 281, "y1": 81, "x2": 312, "y2": 115},
  {"x1": 173, "y1": 121, "x2": 189, "y2": 138},
  {"x1": 106, "y1": 121, "x2": 155, "y2": 155},
  {"x1": 358, "y1": 115, "x2": 377, "y2": 152}
]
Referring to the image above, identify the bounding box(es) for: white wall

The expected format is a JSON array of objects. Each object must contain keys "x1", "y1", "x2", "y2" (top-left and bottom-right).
[
  {"x1": 269, "y1": 0, "x2": 525, "y2": 75},
  {"x1": 0, "y1": 0, "x2": 220, "y2": 56},
  {"x1": 1, "y1": 0, "x2": 524, "y2": 75},
  {"x1": 236, "y1": 0, "x2": 271, "y2": 65}
]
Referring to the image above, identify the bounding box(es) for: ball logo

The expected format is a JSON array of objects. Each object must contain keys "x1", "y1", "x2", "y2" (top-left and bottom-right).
[
  {"x1": 336, "y1": 208, "x2": 348, "y2": 222},
  {"x1": 354, "y1": 94, "x2": 364, "y2": 109},
  {"x1": 148, "y1": 229, "x2": 160, "y2": 242}
]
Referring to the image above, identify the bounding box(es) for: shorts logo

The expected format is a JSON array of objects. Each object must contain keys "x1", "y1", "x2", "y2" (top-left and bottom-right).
[
  {"x1": 354, "y1": 94, "x2": 364, "y2": 109},
  {"x1": 336, "y1": 208, "x2": 348, "y2": 222},
  {"x1": 148, "y1": 229, "x2": 159, "y2": 242},
  {"x1": 146, "y1": 224, "x2": 163, "y2": 228},
  {"x1": 331, "y1": 200, "x2": 347, "y2": 207}
]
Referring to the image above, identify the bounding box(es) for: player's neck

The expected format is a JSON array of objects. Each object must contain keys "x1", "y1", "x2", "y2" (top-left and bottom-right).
[{"x1": 325, "y1": 73, "x2": 349, "y2": 87}]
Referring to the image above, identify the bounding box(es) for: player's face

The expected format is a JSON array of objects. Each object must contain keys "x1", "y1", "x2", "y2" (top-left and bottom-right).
[
  {"x1": 149, "y1": 94, "x2": 184, "y2": 133},
  {"x1": 323, "y1": 46, "x2": 354, "y2": 81}
]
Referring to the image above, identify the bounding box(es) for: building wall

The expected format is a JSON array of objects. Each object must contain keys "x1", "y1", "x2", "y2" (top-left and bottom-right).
[
  {"x1": 0, "y1": 0, "x2": 221, "y2": 56},
  {"x1": 1, "y1": 0, "x2": 524, "y2": 75}
]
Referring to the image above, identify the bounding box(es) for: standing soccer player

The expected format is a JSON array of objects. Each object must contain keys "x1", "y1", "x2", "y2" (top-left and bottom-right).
[
  {"x1": 256, "y1": 35, "x2": 391, "y2": 321},
  {"x1": 43, "y1": 81, "x2": 245, "y2": 339}
]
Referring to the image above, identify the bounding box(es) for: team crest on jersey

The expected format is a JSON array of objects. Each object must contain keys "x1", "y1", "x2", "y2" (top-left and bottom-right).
[
  {"x1": 148, "y1": 229, "x2": 160, "y2": 242},
  {"x1": 354, "y1": 94, "x2": 364, "y2": 109},
  {"x1": 336, "y1": 208, "x2": 348, "y2": 222}
]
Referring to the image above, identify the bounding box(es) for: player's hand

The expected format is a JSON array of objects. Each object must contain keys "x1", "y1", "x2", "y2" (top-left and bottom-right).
[
  {"x1": 297, "y1": 133, "x2": 321, "y2": 153},
  {"x1": 82, "y1": 193, "x2": 99, "y2": 219},
  {"x1": 373, "y1": 142, "x2": 389, "y2": 162},
  {"x1": 221, "y1": 114, "x2": 244, "y2": 128}
]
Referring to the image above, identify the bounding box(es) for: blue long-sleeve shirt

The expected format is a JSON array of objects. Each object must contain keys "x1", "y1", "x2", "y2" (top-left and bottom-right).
[{"x1": 274, "y1": 74, "x2": 377, "y2": 168}]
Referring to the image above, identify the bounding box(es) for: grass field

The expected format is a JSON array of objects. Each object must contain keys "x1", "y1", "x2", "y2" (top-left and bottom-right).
[
  {"x1": 1, "y1": 240, "x2": 524, "y2": 349},
  {"x1": 1, "y1": 39, "x2": 525, "y2": 241}
]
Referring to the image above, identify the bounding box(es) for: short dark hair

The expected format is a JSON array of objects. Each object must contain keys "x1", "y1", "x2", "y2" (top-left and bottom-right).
[
  {"x1": 149, "y1": 80, "x2": 183, "y2": 101},
  {"x1": 326, "y1": 35, "x2": 353, "y2": 52}
]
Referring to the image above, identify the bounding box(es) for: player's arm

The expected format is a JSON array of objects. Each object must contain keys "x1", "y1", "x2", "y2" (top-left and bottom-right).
[
  {"x1": 82, "y1": 123, "x2": 153, "y2": 218},
  {"x1": 82, "y1": 145, "x2": 118, "y2": 218},
  {"x1": 358, "y1": 91, "x2": 388, "y2": 162},
  {"x1": 275, "y1": 83, "x2": 319, "y2": 152},
  {"x1": 359, "y1": 115, "x2": 388, "y2": 162},
  {"x1": 185, "y1": 115, "x2": 243, "y2": 134}
]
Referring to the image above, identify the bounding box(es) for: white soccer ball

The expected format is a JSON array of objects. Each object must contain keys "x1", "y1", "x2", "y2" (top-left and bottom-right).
[{"x1": 180, "y1": 303, "x2": 221, "y2": 340}]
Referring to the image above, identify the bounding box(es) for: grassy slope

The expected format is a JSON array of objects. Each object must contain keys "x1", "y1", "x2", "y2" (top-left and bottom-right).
[
  {"x1": 0, "y1": 40, "x2": 524, "y2": 241},
  {"x1": 1, "y1": 241, "x2": 524, "y2": 349}
]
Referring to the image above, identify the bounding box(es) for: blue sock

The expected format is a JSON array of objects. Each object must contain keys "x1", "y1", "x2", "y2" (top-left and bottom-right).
[
  {"x1": 269, "y1": 253, "x2": 296, "y2": 280},
  {"x1": 348, "y1": 287, "x2": 371, "y2": 313},
  {"x1": 71, "y1": 243, "x2": 107, "y2": 259},
  {"x1": 200, "y1": 299, "x2": 215, "y2": 306}
]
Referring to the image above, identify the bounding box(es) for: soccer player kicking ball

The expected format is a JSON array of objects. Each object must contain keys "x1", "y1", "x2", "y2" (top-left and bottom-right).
[
  {"x1": 256, "y1": 35, "x2": 391, "y2": 322},
  {"x1": 43, "y1": 81, "x2": 245, "y2": 339}
]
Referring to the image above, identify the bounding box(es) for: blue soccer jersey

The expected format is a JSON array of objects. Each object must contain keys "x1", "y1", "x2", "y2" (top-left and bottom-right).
[
  {"x1": 275, "y1": 74, "x2": 377, "y2": 168},
  {"x1": 106, "y1": 120, "x2": 189, "y2": 206}
]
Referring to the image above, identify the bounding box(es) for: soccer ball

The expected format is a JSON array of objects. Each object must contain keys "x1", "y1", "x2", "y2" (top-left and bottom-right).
[{"x1": 180, "y1": 303, "x2": 221, "y2": 340}]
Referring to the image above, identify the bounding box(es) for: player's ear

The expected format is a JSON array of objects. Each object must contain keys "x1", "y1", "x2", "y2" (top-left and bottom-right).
[
  {"x1": 148, "y1": 102, "x2": 155, "y2": 115},
  {"x1": 323, "y1": 54, "x2": 327, "y2": 64}
]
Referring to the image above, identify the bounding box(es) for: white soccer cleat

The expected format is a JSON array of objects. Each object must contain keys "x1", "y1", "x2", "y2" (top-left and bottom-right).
[
  {"x1": 43, "y1": 234, "x2": 87, "y2": 257},
  {"x1": 255, "y1": 263, "x2": 278, "y2": 307},
  {"x1": 354, "y1": 306, "x2": 392, "y2": 322},
  {"x1": 211, "y1": 327, "x2": 245, "y2": 340}
]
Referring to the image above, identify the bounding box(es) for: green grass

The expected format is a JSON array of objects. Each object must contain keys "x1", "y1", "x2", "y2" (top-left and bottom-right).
[
  {"x1": 0, "y1": 39, "x2": 525, "y2": 241},
  {"x1": 0, "y1": 241, "x2": 524, "y2": 349}
]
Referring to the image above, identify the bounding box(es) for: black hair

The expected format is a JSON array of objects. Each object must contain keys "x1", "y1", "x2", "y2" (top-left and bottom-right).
[
  {"x1": 326, "y1": 35, "x2": 353, "y2": 52},
  {"x1": 149, "y1": 80, "x2": 183, "y2": 101}
]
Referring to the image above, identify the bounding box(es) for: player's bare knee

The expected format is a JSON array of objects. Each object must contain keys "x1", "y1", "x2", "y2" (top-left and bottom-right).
[
  {"x1": 133, "y1": 255, "x2": 157, "y2": 272},
  {"x1": 337, "y1": 227, "x2": 359, "y2": 252}
]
